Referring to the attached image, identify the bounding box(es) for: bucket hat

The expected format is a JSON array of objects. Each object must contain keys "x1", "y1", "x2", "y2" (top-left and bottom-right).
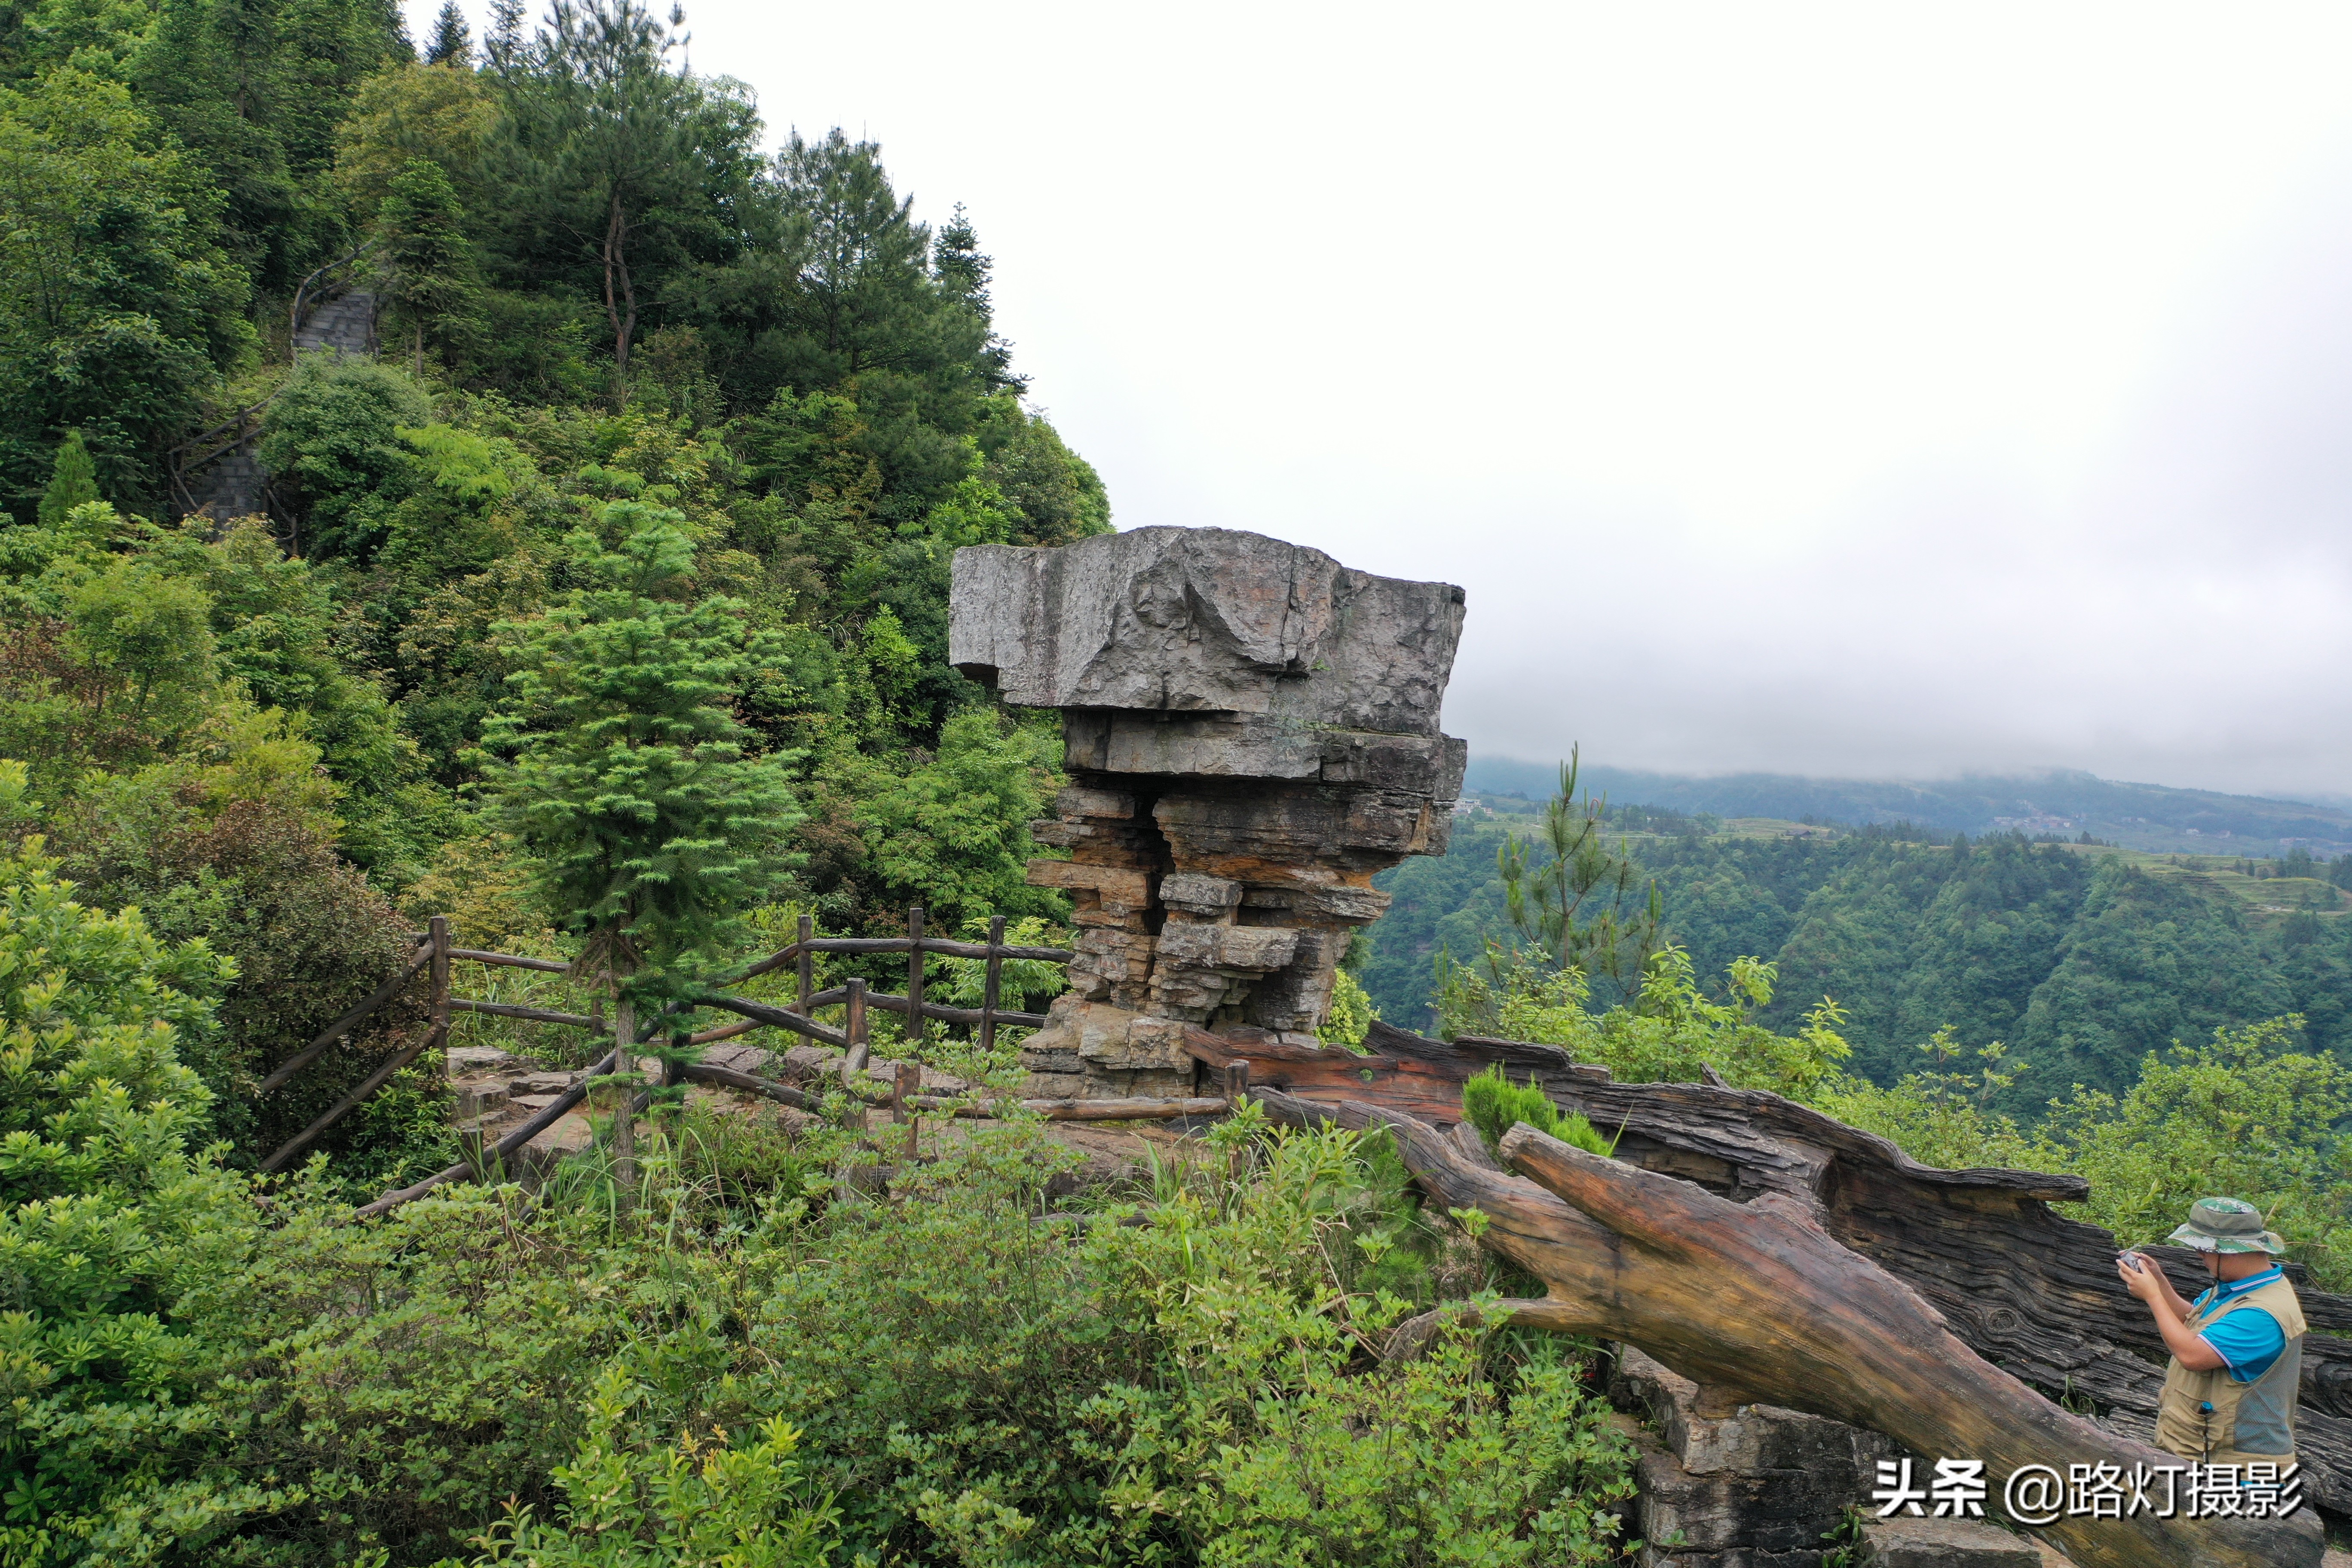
[{"x1": 2167, "y1": 1196, "x2": 2288, "y2": 1256}]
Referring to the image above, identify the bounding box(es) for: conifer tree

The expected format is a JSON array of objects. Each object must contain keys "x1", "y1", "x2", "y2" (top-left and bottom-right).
[
  {"x1": 376, "y1": 158, "x2": 480, "y2": 373},
  {"x1": 37, "y1": 428, "x2": 99, "y2": 525},
  {"x1": 476, "y1": 503, "x2": 800, "y2": 1199},
  {"x1": 425, "y1": 1, "x2": 472, "y2": 66}
]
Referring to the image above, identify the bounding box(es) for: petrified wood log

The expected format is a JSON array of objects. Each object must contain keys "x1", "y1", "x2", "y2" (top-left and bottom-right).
[
  {"x1": 1251, "y1": 1088, "x2": 2322, "y2": 1568},
  {"x1": 1209, "y1": 1018, "x2": 2352, "y2": 1521}
]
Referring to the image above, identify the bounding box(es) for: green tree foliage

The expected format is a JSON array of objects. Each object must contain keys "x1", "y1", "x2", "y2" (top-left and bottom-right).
[
  {"x1": 475, "y1": 504, "x2": 800, "y2": 1007},
  {"x1": 1492, "y1": 752, "x2": 1661, "y2": 1003},
  {"x1": 256, "y1": 353, "x2": 432, "y2": 562},
  {"x1": 0, "y1": 69, "x2": 251, "y2": 507},
  {"x1": 2032, "y1": 1015, "x2": 2352, "y2": 1283},
  {"x1": 423, "y1": 0, "x2": 470, "y2": 68},
  {"x1": 1376, "y1": 805, "x2": 2352, "y2": 1106},
  {"x1": 2013, "y1": 858, "x2": 2290, "y2": 1105},
  {"x1": 855, "y1": 707, "x2": 1062, "y2": 938},
  {"x1": 131, "y1": 0, "x2": 412, "y2": 290},
  {"x1": 493, "y1": 0, "x2": 760, "y2": 404},
  {"x1": 34, "y1": 430, "x2": 97, "y2": 525},
  {"x1": 1439, "y1": 944, "x2": 1853, "y2": 1101},
  {"x1": 376, "y1": 157, "x2": 481, "y2": 374},
  {"x1": 0, "y1": 767, "x2": 267, "y2": 1562},
  {"x1": 332, "y1": 56, "x2": 496, "y2": 215}
]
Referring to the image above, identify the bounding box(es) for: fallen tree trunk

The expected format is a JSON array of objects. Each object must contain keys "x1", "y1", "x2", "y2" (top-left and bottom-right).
[
  {"x1": 1250, "y1": 1087, "x2": 2322, "y2": 1568},
  {"x1": 1222, "y1": 1019, "x2": 2352, "y2": 1519}
]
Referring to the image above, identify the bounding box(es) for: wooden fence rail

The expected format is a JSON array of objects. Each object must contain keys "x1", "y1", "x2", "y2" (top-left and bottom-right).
[{"x1": 259, "y1": 906, "x2": 1072, "y2": 1182}]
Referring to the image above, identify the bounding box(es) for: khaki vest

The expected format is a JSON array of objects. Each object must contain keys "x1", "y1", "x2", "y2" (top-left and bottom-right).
[{"x1": 2155, "y1": 1273, "x2": 2305, "y2": 1464}]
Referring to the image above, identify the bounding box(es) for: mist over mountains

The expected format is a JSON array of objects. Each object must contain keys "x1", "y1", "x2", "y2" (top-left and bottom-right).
[{"x1": 1462, "y1": 758, "x2": 2352, "y2": 857}]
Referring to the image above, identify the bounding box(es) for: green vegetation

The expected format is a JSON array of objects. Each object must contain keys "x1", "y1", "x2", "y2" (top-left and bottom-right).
[
  {"x1": 0, "y1": 842, "x2": 1636, "y2": 1564},
  {"x1": 0, "y1": 2, "x2": 2343, "y2": 1558},
  {"x1": 0, "y1": 9, "x2": 1657, "y2": 1561},
  {"x1": 0, "y1": 0, "x2": 1099, "y2": 1181},
  {"x1": 1376, "y1": 804, "x2": 2352, "y2": 1108},
  {"x1": 1393, "y1": 770, "x2": 2352, "y2": 1290},
  {"x1": 1462, "y1": 1065, "x2": 1612, "y2": 1159}
]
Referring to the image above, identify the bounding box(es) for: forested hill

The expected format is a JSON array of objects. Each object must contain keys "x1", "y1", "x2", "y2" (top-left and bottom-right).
[
  {"x1": 0, "y1": 0, "x2": 1101, "y2": 1175},
  {"x1": 1364, "y1": 805, "x2": 2352, "y2": 1114},
  {"x1": 1464, "y1": 757, "x2": 2352, "y2": 856}
]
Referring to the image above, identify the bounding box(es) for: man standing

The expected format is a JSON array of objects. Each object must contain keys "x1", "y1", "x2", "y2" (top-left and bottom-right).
[{"x1": 2118, "y1": 1197, "x2": 2305, "y2": 1466}]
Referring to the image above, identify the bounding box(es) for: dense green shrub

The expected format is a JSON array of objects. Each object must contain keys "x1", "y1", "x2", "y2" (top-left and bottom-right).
[
  {"x1": 1461, "y1": 1065, "x2": 1611, "y2": 1160},
  {"x1": 257, "y1": 358, "x2": 433, "y2": 565},
  {"x1": 0, "y1": 766, "x2": 270, "y2": 1565}
]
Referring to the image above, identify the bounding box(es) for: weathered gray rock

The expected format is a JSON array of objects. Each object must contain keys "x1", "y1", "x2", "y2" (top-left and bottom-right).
[
  {"x1": 1860, "y1": 1517, "x2": 2042, "y2": 1567},
  {"x1": 1613, "y1": 1346, "x2": 1900, "y2": 1568},
  {"x1": 1158, "y1": 873, "x2": 1242, "y2": 918},
  {"x1": 953, "y1": 526, "x2": 1468, "y2": 1094},
  {"x1": 950, "y1": 527, "x2": 1464, "y2": 735}
]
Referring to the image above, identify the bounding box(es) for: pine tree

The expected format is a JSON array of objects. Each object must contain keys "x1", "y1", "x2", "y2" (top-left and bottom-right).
[
  {"x1": 484, "y1": 0, "x2": 526, "y2": 73},
  {"x1": 37, "y1": 429, "x2": 99, "y2": 526},
  {"x1": 475, "y1": 503, "x2": 802, "y2": 1200},
  {"x1": 425, "y1": 1, "x2": 472, "y2": 66},
  {"x1": 376, "y1": 158, "x2": 480, "y2": 372}
]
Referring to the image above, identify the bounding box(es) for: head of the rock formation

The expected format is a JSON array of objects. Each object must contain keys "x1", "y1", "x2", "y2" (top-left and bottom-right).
[{"x1": 949, "y1": 526, "x2": 1467, "y2": 1096}]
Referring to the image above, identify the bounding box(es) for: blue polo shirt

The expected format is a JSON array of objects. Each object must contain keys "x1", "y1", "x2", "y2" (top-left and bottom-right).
[{"x1": 2193, "y1": 1266, "x2": 2289, "y2": 1383}]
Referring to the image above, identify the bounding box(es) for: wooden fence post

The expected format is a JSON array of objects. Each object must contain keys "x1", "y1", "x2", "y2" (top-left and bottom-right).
[
  {"x1": 612, "y1": 993, "x2": 636, "y2": 1217},
  {"x1": 905, "y1": 905, "x2": 925, "y2": 1047},
  {"x1": 895, "y1": 1060, "x2": 919, "y2": 1161},
  {"x1": 794, "y1": 913, "x2": 813, "y2": 1016},
  {"x1": 428, "y1": 915, "x2": 451, "y2": 1058},
  {"x1": 979, "y1": 914, "x2": 1005, "y2": 1055},
  {"x1": 843, "y1": 978, "x2": 868, "y2": 1130}
]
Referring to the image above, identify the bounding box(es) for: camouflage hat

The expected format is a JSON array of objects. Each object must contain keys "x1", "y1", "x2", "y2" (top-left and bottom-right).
[{"x1": 2167, "y1": 1197, "x2": 2287, "y2": 1256}]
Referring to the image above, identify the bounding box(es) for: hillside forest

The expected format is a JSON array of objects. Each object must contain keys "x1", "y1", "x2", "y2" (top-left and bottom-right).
[
  {"x1": 0, "y1": 1, "x2": 2346, "y2": 1562},
  {"x1": 1367, "y1": 798, "x2": 2352, "y2": 1107}
]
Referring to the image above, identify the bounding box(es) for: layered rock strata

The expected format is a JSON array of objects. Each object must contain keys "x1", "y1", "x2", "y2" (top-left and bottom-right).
[{"x1": 949, "y1": 526, "x2": 1467, "y2": 1097}]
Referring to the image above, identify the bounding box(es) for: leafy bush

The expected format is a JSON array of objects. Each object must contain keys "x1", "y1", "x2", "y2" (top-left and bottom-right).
[
  {"x1": 1318, "y1": 968, "x2": 1375, "y2": 1049},
  {"x1": 0, "y1": 769, "x2": 270, "y2": 1564},
  {"x1": 257, "y1": 357, "x2": 433, "y2": 565},
  {"x1": 2030, "y1": 1015, "x2": 2352, "y2": 1286},
  {"x1": 469, "y1": 1365, "x2": 839, "y2": 1567},
  {"x1": 1438, "y1": 943, "x2": 1851, "y2": 1099}
]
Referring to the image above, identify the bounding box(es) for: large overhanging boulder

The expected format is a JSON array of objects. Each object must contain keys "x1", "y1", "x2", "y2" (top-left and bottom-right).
[{"x1": 949, "y1": 526, "x2": 1467, "y2": 1094}]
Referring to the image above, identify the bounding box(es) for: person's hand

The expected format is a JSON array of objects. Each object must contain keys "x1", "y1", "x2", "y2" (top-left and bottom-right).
[{"x1": 2117, "y1": 1251, "x2": 2161, "y2": 1302}]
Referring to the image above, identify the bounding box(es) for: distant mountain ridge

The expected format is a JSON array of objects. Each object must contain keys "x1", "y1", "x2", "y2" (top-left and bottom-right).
[{"x1": 1461, "y1": 759, "x2": 2352, "y2": 857}]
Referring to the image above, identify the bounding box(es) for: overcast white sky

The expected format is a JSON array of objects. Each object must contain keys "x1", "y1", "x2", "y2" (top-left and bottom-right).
[{"x1": 416, "y1": 1, "x2": 2352, "y2": 798}]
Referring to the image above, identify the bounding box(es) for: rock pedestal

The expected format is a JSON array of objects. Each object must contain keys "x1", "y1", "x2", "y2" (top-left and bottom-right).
[
  {"x1": 949, "y1": 526, "x2": 1467, "y2": 1097},
  {"x1": 1610, "y1": 1347, "x2": 2054, "y2": 1568},
  {"x1": 1609, "y1": 1344, "x2": 1898, "y2": 1568}
]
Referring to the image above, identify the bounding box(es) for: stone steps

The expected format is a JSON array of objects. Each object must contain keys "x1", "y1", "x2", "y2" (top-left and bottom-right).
[
  {"x1": 445, "y1": 1044, "x2": 594, "y2": 1179},
  {"x1": 296, "y1": 290, "x2": 375, "y2": 357}
]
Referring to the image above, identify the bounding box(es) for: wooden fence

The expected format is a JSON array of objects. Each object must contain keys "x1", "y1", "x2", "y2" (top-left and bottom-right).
[{"x1": 254, "y1": 906, "x2": 1239, "y2": 1216}]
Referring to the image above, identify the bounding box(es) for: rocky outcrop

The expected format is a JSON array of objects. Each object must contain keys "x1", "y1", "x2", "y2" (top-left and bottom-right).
[
  {"x1": 949, "y1": 527, "x2": 1466, "y2": 1096},
  {"x1": 1609, "y1": 1344, "x2": 1900, "y2": 1568}
]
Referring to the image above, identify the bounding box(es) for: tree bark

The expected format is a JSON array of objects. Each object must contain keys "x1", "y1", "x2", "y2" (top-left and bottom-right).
[
  {"x1": 1249, "y1": 1087, "x2": 2323, "y2": 1568},
  {"x1": 603, "y1": 190, "x2": 636, "y2": 410}
]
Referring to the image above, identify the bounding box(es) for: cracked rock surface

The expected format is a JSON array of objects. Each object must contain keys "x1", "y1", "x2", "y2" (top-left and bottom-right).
[{"x1": 949, "y1": 526, "x2": 1467, "y2": 1097}]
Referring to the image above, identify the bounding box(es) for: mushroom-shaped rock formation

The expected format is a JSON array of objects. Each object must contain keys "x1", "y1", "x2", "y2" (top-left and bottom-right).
[{"x1": 949, "y1": 526, "x2": 1467, "y2": 1097}]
